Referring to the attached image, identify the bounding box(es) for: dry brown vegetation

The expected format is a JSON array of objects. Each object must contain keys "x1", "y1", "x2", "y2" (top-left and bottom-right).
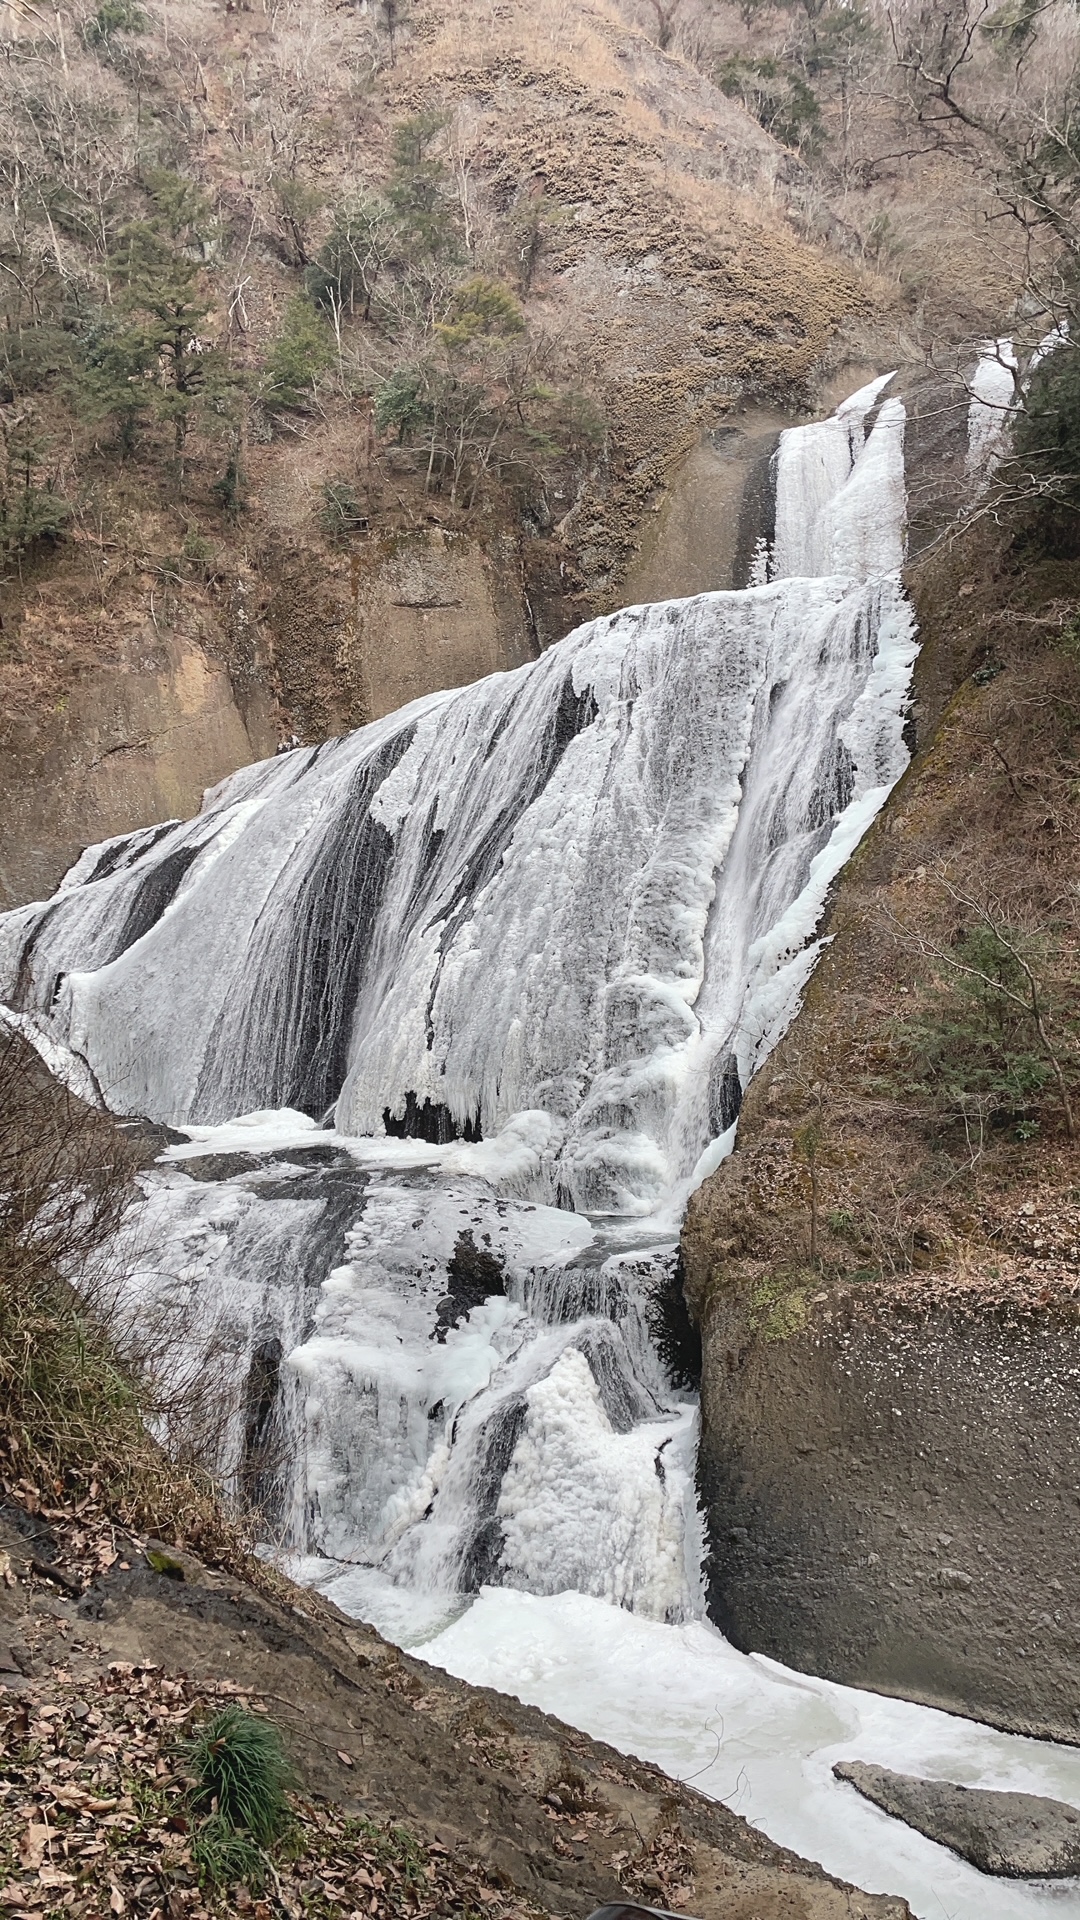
[
  {"x1": 0, "y1": 1661, "x2": 548, "y2": 1920},
  {"x1": 620, "y1": 0, "x2": 1064, "y2": 345},
  {"x1": 0, "y1": 1028, "x2": 264, "y2": 1567},
  {"x1": 0, "y1": 1475, "x2": 914, "y2": 1920},
  {"x1": 0, "y1": 0, "x2": 899, "y2": 912},
  {"x1": 0, "y1": 0, "x2": 867, "y2": 721}
]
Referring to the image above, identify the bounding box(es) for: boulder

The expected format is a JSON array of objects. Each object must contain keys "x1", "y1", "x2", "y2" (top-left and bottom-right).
[{"x1": 833, "y1": 1760, "x2": 1080, "y2": 1878}]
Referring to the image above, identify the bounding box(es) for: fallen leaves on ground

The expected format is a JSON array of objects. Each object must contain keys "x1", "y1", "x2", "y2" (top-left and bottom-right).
[{"x1": 0, "y1": 1670, "x2": 543, "y2": 1920}]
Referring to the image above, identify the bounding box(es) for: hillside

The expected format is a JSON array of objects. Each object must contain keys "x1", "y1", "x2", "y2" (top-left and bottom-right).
[{"x1": 0, "y1": 0, "x2": 874, "y2": 907}]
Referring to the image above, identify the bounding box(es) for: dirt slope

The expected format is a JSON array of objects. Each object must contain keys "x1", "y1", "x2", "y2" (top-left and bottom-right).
[{"x1": 0, "y1": 1505, "x2": 909, "y2": 1920}]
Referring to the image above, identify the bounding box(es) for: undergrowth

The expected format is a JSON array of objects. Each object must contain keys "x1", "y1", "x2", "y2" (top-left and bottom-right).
[{"x1": 0, "y1": 1029, "x2": 246, "y2": 1564}]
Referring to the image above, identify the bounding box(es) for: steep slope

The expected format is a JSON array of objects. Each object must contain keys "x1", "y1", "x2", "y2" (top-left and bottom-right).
[{"x1": 0, "y1": 1500, "x2": 910, "y2": 1920}]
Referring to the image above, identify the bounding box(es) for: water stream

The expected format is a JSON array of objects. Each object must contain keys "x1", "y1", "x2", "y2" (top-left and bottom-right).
[{"x1": 4, "y1": 373, "x2": 1078, "y2": 1919}]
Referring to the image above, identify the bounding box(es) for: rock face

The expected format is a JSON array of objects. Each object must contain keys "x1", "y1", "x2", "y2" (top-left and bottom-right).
[
  {"x1": 0, "y1": 531, "x2": 544, "y2": 913},
  {"x1": 686, "y1": 1276, "x2": 1080, "y2": 1743},
  {"x1": 261, "y1": 528, "x2": 542, "y2": 745},
  {"x1": 833, "y1": 1763, "x2": 1080, "y2": 1879},
  {"x1": 0, "y1": 623, "x2": 279, "y2": 912}
]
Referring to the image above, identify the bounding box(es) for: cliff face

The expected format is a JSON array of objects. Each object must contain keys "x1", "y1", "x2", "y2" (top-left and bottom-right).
[
  {"x1": 683, "y1": 507, "x2": 1080, "y2": 1738},
  {"x1": 689, "y1": 1277, "x2": 1080, "y2": 1741},
  {"x1": 0, "y1": 0, "x2": 868, "y2": 909}
]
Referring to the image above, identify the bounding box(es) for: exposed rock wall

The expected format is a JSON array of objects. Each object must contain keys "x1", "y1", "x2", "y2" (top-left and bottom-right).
[
  {"x1": 0, "y1": 530, "x2": 547, "y2": 911},
  {"x1": 686, "y1": 1269, "x2": 1080, "y2": 1740},
  {"x1": 0, "y1": 624, "x2": 278, "y2": 911},
  {"x1": 261, "y1": 529, "x2": 543, "y2": 743}
]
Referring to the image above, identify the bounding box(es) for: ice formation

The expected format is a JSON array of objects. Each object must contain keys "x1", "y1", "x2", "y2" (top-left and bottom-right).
[
  {"x1": 0, "y1": 382, "x2": 913, "y2": 1215},
  {"x1": 0, "y1": 375, "x2": 916, "y2": 1622},
  {"x1": 966, "y1": 336, "x2": 1018, "y2": 476},
  {"x1": 424, "y1": 1589, "x2": 1080, "y2": 1920}
]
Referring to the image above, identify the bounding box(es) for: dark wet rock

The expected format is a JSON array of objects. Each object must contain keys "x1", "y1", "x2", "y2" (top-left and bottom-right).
[
  {"x1": 385, "y1": 1092, "x2": 482, "y2": 1145},
  {"x1": 433, "y1": 1229, "x2": 507, "y2": 1341},
  {"x1": 116, "y1": 1115, "x2": 190, "y2": 1152},
  {"x1": 277, "y1": 1143, "x2": 355, "y2": 1167},
  {"x1": 178, "y1": 1151, "x2": 266, "y2": 1181},
  {"x1": 833, "y1": 1761, "x2": 1080, "y2": 1878}
]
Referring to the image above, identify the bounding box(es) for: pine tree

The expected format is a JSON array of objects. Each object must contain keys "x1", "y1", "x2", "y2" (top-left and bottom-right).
[{"x1": 261, "y1": 296, "x2": 334, "y2": 412}]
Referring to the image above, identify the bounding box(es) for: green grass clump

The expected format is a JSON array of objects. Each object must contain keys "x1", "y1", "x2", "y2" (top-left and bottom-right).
[
  {"x1": 749, "y1": 1268, "x2": 811, "y2": 1343},
  {"x1": 184, "y1": 1706, "x2": 293, "y2": 1846},
  {"x1": 190, "y1": 1811, "x2": 269, "y2": 1891}
]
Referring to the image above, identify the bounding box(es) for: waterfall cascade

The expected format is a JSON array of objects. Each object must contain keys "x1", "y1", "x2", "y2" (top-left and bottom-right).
[
  {"x1": 7, "y1": 371, "x2": 1080, "y2": 1920},
  {"x1": 0, "y1": 373, "x2": 915, "y2": 1635}
]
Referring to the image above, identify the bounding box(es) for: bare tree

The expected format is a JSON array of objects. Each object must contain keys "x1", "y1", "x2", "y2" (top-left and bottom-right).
[
  {"x1": 379, "y1": 0, "x2": 404, "y2": 65},
  {"x1": 642, "y1": 0, "x2": 686, "y2": 52}
]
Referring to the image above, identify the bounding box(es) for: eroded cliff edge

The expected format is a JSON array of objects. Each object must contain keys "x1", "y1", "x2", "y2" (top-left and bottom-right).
[{"x1": 682, "y1": 513, "x2": 1080, "y2": 1742}]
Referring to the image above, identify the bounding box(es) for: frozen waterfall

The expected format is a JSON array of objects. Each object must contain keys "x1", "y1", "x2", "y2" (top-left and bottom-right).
[
  {"x1": 0, "y1": 376, "x2": 912, "y2": 1217},
  {"x1": 8, "y1": 372, "x2": 1080, "y2": 1920},
  {"x1": 0, "y1": 370, "x2": 914, "y2": 1630}
]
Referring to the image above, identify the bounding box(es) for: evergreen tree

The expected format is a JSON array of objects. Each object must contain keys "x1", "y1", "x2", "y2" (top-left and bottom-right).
[
  {"x1": 75, "y1": 171, "x2": 228, "y2": 460},
  {"x1": 261, "y1": 296, "x2": 334, "y2": 412},
  {"x1": 0, "y1": 409, "x2": 70, "y2": 565},
  {"x1": 305, "y1": 199, "x2": 391, "y2": 323},
  {"x1": 105, "y1": 220, "x2": 218, "y2": 450},
  {"x1": 386, "y1": 115, "x2": 459, "y2": 263}
]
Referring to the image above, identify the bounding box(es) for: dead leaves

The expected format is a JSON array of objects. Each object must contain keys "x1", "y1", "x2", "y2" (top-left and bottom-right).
[
  {"x1": 0, "y1": 1669, "x2": 547, "y2": 1920},
  {"x1": 16, "y1": 1826, "x2": 49, "y2": 1870}
]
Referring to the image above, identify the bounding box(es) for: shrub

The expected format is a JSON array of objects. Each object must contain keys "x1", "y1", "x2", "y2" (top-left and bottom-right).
[
  {"x1": 0, "y1": 1030, "x2": 138, "y2": 1477},
  {"x1": 373, "y1": 365, "x2": 429, "y2": 441},
  {"x1": 306, "y1": 200, "x2": 390, "y2": 322},
  {"x1": 717, "y1": 55, "x2": 823, "y2": 155},
  {"x1": 318, "y1": 477, "x2": 366, "y2": 541},
  {"x1": 894, "y1": 919, "x2": 1076, "y2": 1142},
  {"x1": 212, "y1": 447, "x2": 248, "y2": 519},
  {"x1": 0, "y1": 1030, "x2": 238, "y2": 1551},
  {"x1": 85, "y1": 0, "x2": 146, "y2": 47},
  {"x1": 1012, "y1": 338, "x2": 1080, "y2": 514},
  {"x1": 435, "y1": 276, "x2": 524, "y2": 351}
]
